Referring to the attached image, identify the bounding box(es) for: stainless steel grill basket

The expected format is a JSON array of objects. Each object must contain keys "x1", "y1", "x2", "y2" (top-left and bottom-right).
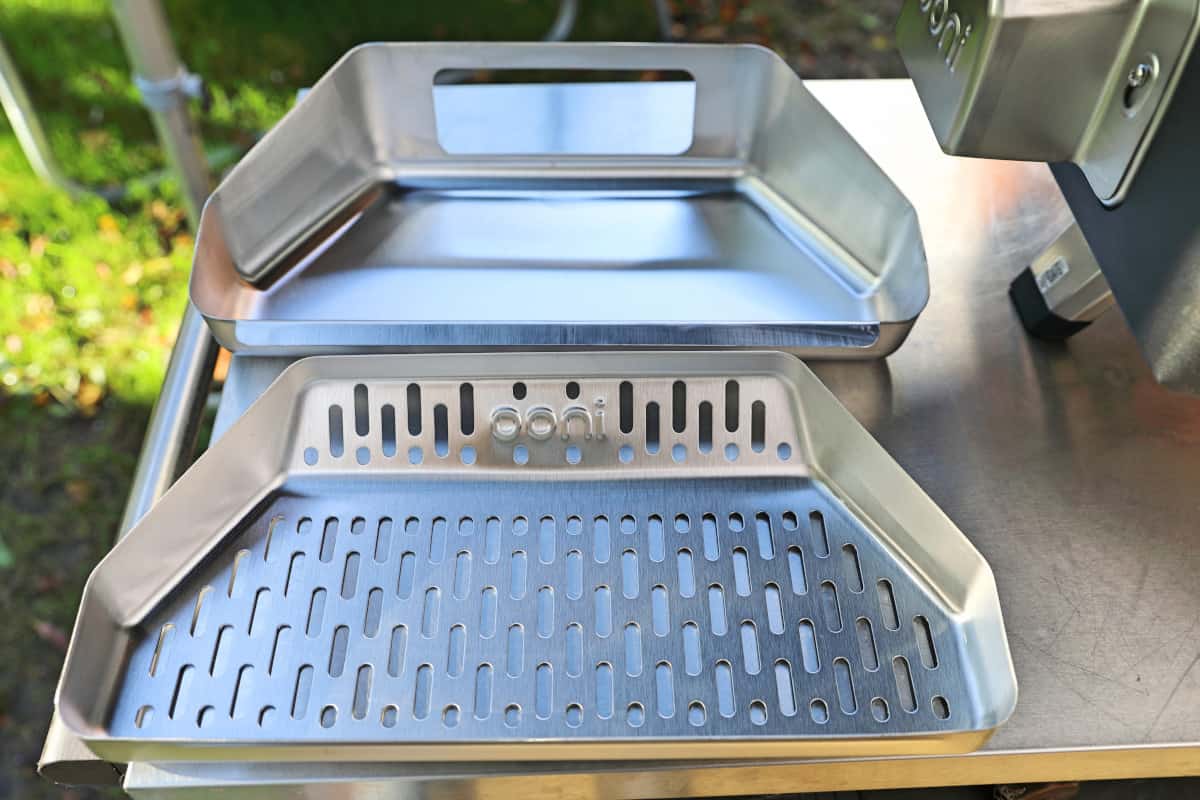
[{"x1": 57, "y1": 351, "x2": 1015, "y2": 763}]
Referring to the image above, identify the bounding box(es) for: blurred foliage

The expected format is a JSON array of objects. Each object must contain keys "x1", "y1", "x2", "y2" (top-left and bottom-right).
[{"x1": 0, "y1": 164, "x2": 193, "y2": 407}]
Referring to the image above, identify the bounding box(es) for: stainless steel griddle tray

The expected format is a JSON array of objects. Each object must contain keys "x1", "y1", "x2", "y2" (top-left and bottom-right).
[
  {"x1": 56, "y1": 352, "x2": 1014, "y2": 763},
  {"x1": 190, "y1": 44, "x2": 928, "y2": 356}
]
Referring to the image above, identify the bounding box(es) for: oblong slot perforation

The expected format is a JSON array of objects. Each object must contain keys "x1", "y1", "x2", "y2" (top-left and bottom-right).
[
  {"x1": 878, "y1": 579, "x2": 900, "y2": 630},
  {"x1": 732, "y1": 548, "x2": 751, "y2": 596},
  {"x1": 715, "y1": 660, "x2": 735, "y2": 717},
  {"x1": 381, "y1": 405, "x2": 396, "y2": 457},
  {"x1": 819, "y1": 581, "x2": 842, "y2": 632},
  {"x1": 459, "y1": 383, "x2": 474, "y2": 435},
  {"x1": 565, "y1": 623, "x2": 583, "y2": 677},
  {"x1": 645, "y1": 402, "x2": 660, "y2": 454},
  {"x1": 648, "y1": 515, "x2": 664, "y2": 563},
  {"x1": 725, "y1": 380, "x2": 739, "y2": 432},
  {"x1": 596, "y1": 663, "x2": 614, "y2": 719},
  {"x1": 319, "y1": 517, "x2": 338, "y2": 563},
  {"x1": 353, "y1": 665, "x2": 372, "y2": 720},
  {"x1": 655, "y1": 662, "x2": 675, "y2": 719},
  {"x1": 538, "y1": 516, "x2": 556, "y2": 565},
  {"x1": 750, "y1": 400, "x2": 765, "y2": 452},
  {"x1": 672, "y1": 380, "x2": 687, "y2": 433},
  {"x1": 353, "y1": 384, "x2": 369, "y2": 436},
  {"x1": 453, "y1": 551, "x2": 471, "y2": 600},
  {"x1": 566, "y1": 550, "x2": 583, "y2": 600},
  {"x1": 624, "y1": 623, "x2": 643, "y2": 677},
  {"x1": 842, "y1": 544, "x2": 864, "y2": 592},
  {"x1": 328, "y1": 405, "x2": 344, "y2": 457},
  {"x1": 306, "y1": 588, "x2": 326, "y2": 637},
  {"x1": 708, "y1": 584, "x2": 727, "y2": 636},
  {"x1": 340, "y1": 552, "x2": 359, "y2": 599},
  {"x1": 798, "y1": 619, "x2": 820, "y2": 673},
  {"x1": 535, "y1": 663, "x2": 553, "y2": 720},
  {"x1": 593, "y1": 515, "x2": 610, "y2": 564},
  {"x1": 479, "y1": 586, "x2": 497, "y2": 638},
  {"x1": 893, "y1": 656, "x2": 917, "y2": 712},
  {"x1": 397, "y1": 551, "x2": 416, "y2": 599},
  {"x1": 683, "y1": 621, "x2": 702, "y2": 676},
  {"x1": 433, "y1": 404, "x2": 449, "y2": 458},
  {"x1": 595, "y1": 585, "x2": 612, "y2": 638},
  {"x1": 652, "y1": 585, "x2": 670, "y2": 636},
  {"x1": 856, "y1": 617, "x2": 879, "y2": 671},
  {"x1": 619, "y1": 381, "x2": 633, "y2": 434},
  {"x1": 374, "y1": 518, "x2": 392, "y2": 563},
  {"x1": 328, "y1": 625, "x2": 349, "y2": 677},
  {"x1": 506, "y1": 625, "x2": 524, "y2": 677},
  {"x1": 537, "y1": 587, "x2": 555, "y2": 638},
  {"x1": 765, "y1": 583, "x2": 784, "y2": 634},
  {"x1": 787, "y1": 546, "x2": 807, "y2": 594},
  {"x1": 406, "y1": 383, "x2": 421, "y2": 436},
  {"x1": 755, "y1": 512, "x2": 774, "y2": 560},
  {"x1": 698, "y1": 401, "x2": 713, "y2": 453},
  {"x1": 702, "y1": 513, "x2": 718, "y2": 561},
  {"x1": 421, "y1": 587, "x2": 440, "y2": 638},
  {"x1": 362, "y1": 588, "x2": 383, "y2": 637},
  {"x1": 414, "y1": 664, "x2": 432, "y2": 720},
  {"x1": 774, "y1": 660, "x2": 796, "y2": 716},
  {"x1": 810, "y1": 511, "x2": 829, "y2": 557},
  {"x1": 447, "y1": 625, "x2": 465, "y2": 677},
  {"x1": 290, "y1": 665, "x2": 312, "y2": 720},
  {"x1": 914, "y1": 615, "x2": 939, "y2": 668},
  {"x1": 622, "y1": 549, "x2": 639, "y2": 599},
  {"x1": 677, "y1": 549, "x2": 695, "y2": 598},
  {"x1": 474, "y1": 664, "x2": 493, "y2": 720},
  {"x1": 388, "y1": 625, "x2": 407, "y2": 677},
  {"x1": 740, "y1": 621, "x2": 760, "y2": 675}
]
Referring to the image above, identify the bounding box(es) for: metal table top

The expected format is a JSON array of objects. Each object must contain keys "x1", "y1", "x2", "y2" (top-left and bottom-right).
[{"x1": 125, "y1": 79, "x2": 1200, "y2": 796}]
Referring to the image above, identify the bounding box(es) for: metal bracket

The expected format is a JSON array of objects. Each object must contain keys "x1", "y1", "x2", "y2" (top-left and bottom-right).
[
  {"x1": 134, "y1": 66, "x2": 204, "y2": 113},
  {"x1": 1077, "y1": 0, "x2": 1200, "y2": 205}
]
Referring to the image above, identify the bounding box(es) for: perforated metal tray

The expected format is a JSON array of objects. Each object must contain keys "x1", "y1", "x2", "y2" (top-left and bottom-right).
[
  {"x1": 191, "y1": 43, "x2": 928, "y2": 356},
  {"x1": 56, "y1": 352, "x2": 1014, "y2": 762}
]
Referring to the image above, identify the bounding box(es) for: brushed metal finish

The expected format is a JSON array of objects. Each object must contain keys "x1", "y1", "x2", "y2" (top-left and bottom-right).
[
  {"x1": 896, "y1": 0, "x2": 1200, "y2": 204},
  {"x1": 118, "y1": 79, "x2": 1200, "y2": 797},
  {"x1": 55, "y1": 352, "x2": 1014, "y2": 762},
  {"x1": 190, "y1": 43, "x2": 928, "y2": 357}
]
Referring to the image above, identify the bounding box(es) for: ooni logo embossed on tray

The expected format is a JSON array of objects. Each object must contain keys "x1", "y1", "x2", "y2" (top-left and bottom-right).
[
  {"x1": 918, "y1": 0, "x2": 972, "y2": 71},
  {"x1": 490, "y1": 398, "x2": 609, "y2": 443}
]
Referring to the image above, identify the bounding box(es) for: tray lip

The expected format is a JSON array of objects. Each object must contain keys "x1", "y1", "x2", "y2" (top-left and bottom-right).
[
  {"x1": 82, "y1": 729, "x2": 997, "y2": 764},
  {"x1": 197, "y1": 319, "x2": 919, "y2": 358},
  {"x1": 55, "y1": 351, "x2": 1015, "y2": 760},
  {"x1": 189, "y1": 41, "x2": 930, "y2": 354}
]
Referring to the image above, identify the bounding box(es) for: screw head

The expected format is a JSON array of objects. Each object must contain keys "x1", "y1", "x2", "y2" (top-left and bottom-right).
[{"x1": 1127, "y1": 61, "x2": 1153, "y2": 89}]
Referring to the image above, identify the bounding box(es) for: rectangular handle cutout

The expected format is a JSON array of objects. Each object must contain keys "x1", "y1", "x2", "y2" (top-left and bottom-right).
[{"x1": 433, "y1": 69, "x2": 695, "y2": 156}]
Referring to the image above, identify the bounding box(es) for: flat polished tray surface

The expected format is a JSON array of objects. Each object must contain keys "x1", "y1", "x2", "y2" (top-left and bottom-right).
[
  {"x1": 191, "y1": 44, "x2": 928, "y2": 356},
  {"x1": 57, "y1": 352, "x2": 1014, "y2": 762}
]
